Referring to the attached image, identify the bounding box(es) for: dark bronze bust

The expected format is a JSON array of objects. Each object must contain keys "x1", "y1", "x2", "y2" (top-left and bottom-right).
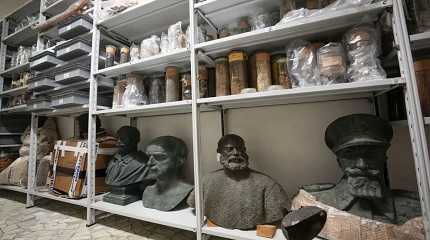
[
  {"x1": 104, "y1": 126, "x2": 149, "y2": 205},
  {"x1": 142, "y1": 136, "x2": 193, "y2": 211},
  {"x1": 187, "y1": 134, "x2": 289, "y2": 230},
  {"x1": 292, "y1": 114, "x2": 423, "y2": 239}
]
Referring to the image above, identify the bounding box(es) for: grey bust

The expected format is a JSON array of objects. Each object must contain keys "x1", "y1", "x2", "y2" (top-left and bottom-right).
[
  {"x1": 142, "y1": 136, "x2": 193, "y2": 211},
  {"x1": 104, "y1": 126, "x2": 149, "y2": 205},
  {"x1": 302, "y1": 114, "x2": 422, "y2": 224},
  {"x1": 187, "y1": 134, "x2": 289, "y2": 230}
]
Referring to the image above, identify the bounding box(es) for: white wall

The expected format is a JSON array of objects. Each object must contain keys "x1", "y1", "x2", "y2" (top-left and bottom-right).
[{"x1": 96, "y1": 99, "x2": 420, "y2": 197}]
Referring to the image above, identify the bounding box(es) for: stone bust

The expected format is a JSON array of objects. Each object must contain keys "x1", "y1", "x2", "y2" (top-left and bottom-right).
[
  {"x1": 104, "y1": 126, "x2": 149, "y2": 205},
  {"x1": 142, "y1": 136, "x2": 193, "y2": 211},
  {"x1": 292, "y1": 114, "x2": 423, "y2": 239},
  {"x1": 187, "y1": 134, "x2": 289, "y2": 230}
]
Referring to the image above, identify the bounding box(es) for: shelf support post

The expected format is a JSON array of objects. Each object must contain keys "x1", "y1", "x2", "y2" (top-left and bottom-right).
[
  {"x1": 393, "y1": 0, "x2": 430, "y2": 236},
  {"x1": 26, "y1": 113, "x2": 38, "y2": 208}
]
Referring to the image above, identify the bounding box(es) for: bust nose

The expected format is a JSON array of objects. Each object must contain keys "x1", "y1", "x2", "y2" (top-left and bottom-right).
[
  {"x1": 355, "y1": 158, "x2": 368, "y2": 170},
  {"x1": 147, "y1": 156, "x2": 156, "y2": 166}
]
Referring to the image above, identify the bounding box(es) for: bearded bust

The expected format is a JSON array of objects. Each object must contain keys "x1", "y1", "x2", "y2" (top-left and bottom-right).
[
  {"x1": 187, "y1": 134, "x2": 289, "y2": 230},
  {"x1": 292, "y1": 114, "x2": 423, "y2": 240}
]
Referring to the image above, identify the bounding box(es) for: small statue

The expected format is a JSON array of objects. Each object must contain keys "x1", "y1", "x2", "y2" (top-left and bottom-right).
[
  {"x1": 292, "y1": 114, "x2": 424, "y2": 240},
  {"x1": 187, "y1": 134, "x2": 289, "y2": 230},
  {"x1": 142, "y1": 136, "x2": 193, "y2": 211},
  {"x1": 104, "y1": 126, "x2": 149, "y2": 205}
]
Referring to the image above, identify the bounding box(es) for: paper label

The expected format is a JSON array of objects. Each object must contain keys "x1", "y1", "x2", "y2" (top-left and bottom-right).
[{"x1": 229, "y1": 52, "x2": 246, "y2": 62}]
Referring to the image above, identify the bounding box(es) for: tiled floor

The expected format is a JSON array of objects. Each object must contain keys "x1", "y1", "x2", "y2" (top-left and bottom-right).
[{"x1": 0, "y1": 190, "x2": 226, "y2": 240}]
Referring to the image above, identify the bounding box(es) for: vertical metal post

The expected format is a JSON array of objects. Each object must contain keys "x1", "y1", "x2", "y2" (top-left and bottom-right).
[
  {"x1": 36, "y1": 0, "x2": 46, "y2": 52},
  {"x1": 86, "y1": 0, "x2": 101, "y2": 227},
  {"x1": 26, "y1": 113, "x2": 38, "y2": 208},
  {"x1": 0, "y1": 19, "x2": 7, "y2": 111},
  {"x1": 393, "y1": 0, "x2": 430, "y2": 236},
  {"x1": 190, "y1": 1, "x2": 203, "y2": 239}
]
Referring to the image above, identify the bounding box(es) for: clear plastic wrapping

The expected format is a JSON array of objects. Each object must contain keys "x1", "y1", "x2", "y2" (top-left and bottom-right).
[
  {"x1": 148, "y1": 76, "x2": 166, "y2": 104},
  {"x1": 181, "y1": 73, "x2": 192, "y2": 100},
  {"x1": 140, "y1": 35, "x2": 160, "y2": 58},
  {"x1": 343, "y1": 24, "x2": 386, "y2": 82},
  {"x1": 286, "y1": 40, "x2": 320, "y2": 88},
  {"x1": 122, "y1": 74, "x2": 148, "y2": 107},
  {"x1": 160, "y1": 32, "x2": 169, "y2": 54},
  {"x1": 249, "y1": 12, "x2": 272, "y2": 31},
  {"x1": 130, "y1": 43, "x2": 140, "y2": 62},
  {"x1": 280, "y1": 0, "x2": 296, "y2": 17},
  {"x1": 317, "y1": 42, "x2": 347, "y2": 84},
  {"x1": 102, "y1": 0, "x2": 138, "y2": 19},
  {"x1": 168, "y1": 22, "x2": 186, "y2": 52}
]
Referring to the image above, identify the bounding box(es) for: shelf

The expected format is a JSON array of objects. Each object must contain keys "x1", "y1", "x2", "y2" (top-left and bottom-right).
[
  {"x1": 0, "y1": 104, "x2": 28, "y2": 114},
  {"x1": 37, "y1": 105, "x2": 109, "y2": 117},
  {"x1": 195, "y1": 1, "x2": 392, "y2": 56},
  {"x1": 4, "y1": 25, "x2": 38, "y2": 47},
  {"x1": 98, "y1": 0, "x2": 189, "y2": 41},
  {"x1": 0, "y1": 86, "x2": 28, "y2": 97},
  {"x1": 30, "y1": 189, "x2": 88, "y2": 207},
  {"x1": 198, "y1": 78, "x2": 405, "y2": 109},
  {"x1": 410, "y1": 32, "x2": 430, "y2": 51},
  {"x1": 43, "y1": 0, "x2": 78, "y2": 16},
  {"x1": 91, "y1": 200, "x2": 196, "y2": 232},
  {"x1": 96, "y1": 49, "x2": 190, "y2": 77},
  {"x1": 95, "y1": 100, "x2": 192, "y2": 117},
  {"x1": 5, "y1": 0, "x2": 40, "y2": 21},
  {"x1": 1, "y1": 63, "x2": 30, "y2": 77},
  {"x1": 0, "y1": 144, "x2": 22, "y2": 148},
  {"x1": 203, "y1": 226, "x2": 287, "y2": 240},
  {"x1": 0, "y1": 185, "x2": 27, "y2": 194},
  {"x1": 34, "y1": 77, "x2": 114, "y2": 96}
]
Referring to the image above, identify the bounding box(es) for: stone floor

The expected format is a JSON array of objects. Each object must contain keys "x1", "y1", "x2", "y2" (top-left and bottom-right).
[{"x1": 0, "y1": 190, "x2": 226, "y2": 240}]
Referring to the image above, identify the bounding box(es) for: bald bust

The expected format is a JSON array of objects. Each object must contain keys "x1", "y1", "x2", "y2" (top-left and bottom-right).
[{"x1": 188, "y1": 134, "x2": 289, "y2": 230}]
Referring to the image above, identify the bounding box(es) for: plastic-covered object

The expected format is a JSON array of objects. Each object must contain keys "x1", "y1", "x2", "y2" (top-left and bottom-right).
[
  {"x1": 148, "y1": 76, "x2": 166, "y2": 104},
  {"x1": 105, "y1": 45, "x2": 117, "y2": 68},
  {"x1": 160, "y1": 32, "x2": 169, "y2": 54},
  {"x1": 112, "y1": 79, "x2": 128, "y2": 109},
  {"x1": 286, "y1": 40, "x2": 320, "y2": 88},
  {"x1": 280, "y1": 0, "x2": 296, "y2": 17},
  {"x1": 140, "y1": 35, "x2": 160, "y2": 58},
  {"x1": 276, "y1": 8, "x2": 316, "y2": 25},
  {"x1": 317, "y1": 42, "x2": 347, "y2": 84},
  {"x1": 104, "y1": 0, "x2": 137, "y2": 17},
  {"x1": 130, "y1": 43, "x2": 140, "y2": 62},
  {"x1": 122, "y1": 74, "x2": 148, "y2": 107},
  {"x1": 343, "y1": 24, "x2": 386, "y2": 82},
  {"x1": 168, "y1": 22, "x2": 186, "y2": 51},
  {"x1": 249, "y1": 12, "x2": 272, "y2": 31},
  {"x1": 181, "y1": 73, "x2": 192, "y2": 100}
]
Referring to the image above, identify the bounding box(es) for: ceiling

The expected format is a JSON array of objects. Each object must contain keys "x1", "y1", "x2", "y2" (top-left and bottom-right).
[{"x1": 0, "y1": 0, "x2": 31, "y2": 18}]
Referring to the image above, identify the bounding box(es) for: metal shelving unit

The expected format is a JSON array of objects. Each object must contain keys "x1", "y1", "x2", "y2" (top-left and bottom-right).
[{"x1": 0, "y1": 0, "x2": 427, "y2": 239}]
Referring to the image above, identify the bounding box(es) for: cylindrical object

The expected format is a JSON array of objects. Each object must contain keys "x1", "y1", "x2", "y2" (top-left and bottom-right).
[
  {"x1": 248, "y1": 54, "x2": 257, "y2": 89},
  {"x1": 181, "y1": 72, "x2": 192, "y2": 100},
  {"x1": 120, "y1": 46, "x2": 130, "y2": 64},
  {"x1": 229, "y1": 51, "x2": 248, "y2": 95},
  {"x1": 271, "y1": 53, "x2": 290, "y2": 89},
  {"x1": 149, "y1": 76, "x2": 166, "y2": 104},
  {"x1": 215, "y1": 57, "x2": 230, "y2": 96},
  {"x1": 105, "y1": 45, "x2": 117, "y2": 68},
  {"x1": 415, "y1": 59, "x2": 430, "y2": 116},
  {"x1": 255, "y1": 51, "x2": 272, "y2": 91},
  {"x1": 165, "y1": 66, "x2": 179, "y2": 102},
  {"x1": 199, "y1": 64, "x2": 208, "y2": 98},
  {"x1": 130, "y1": 43, "x2": 140, "y2": 62},
  {"x1": 317, "y1": 42, "x2": 347, "y2": 84}
]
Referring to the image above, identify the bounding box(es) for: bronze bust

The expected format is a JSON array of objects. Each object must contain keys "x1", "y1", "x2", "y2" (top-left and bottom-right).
[
  {"x1": 292, "y1": 114, "x2": 423, "y2": 240},
  {"x1": 104, "y1": 126, "x2": 149, "y2": 205},
  {"x1": 142, "y1": 136, "x2": 193, "y2": 211},
  {"x1": 187, "y1": 134, "x2": 289, "y2": 230}
]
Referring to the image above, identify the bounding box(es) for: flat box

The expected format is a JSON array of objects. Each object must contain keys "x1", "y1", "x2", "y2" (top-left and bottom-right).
[
  {"x1": 55, "y1": 38, "x2": 92, "y2": 61},
  {"x1": 58, "y1": 15, "x2": 93, "y2": 40},
  {"x1": 30, "y1": 51, "x2": 63, "y2": 71},
  {"x1": 54, "y1": 67, "x2": 90, "y2": 84},
  {"x1": 52, "y1": 140, "x2": 117, "y2": 198},
  {"x1": 27, "y1": 99, "x2": 52, "y2": 112},
  {"x1": 50, "y1": 90, "x2": 110, "y2": 108},
  {"x1": 28, "y1": 77, "x2": 59, "y2": 92}
]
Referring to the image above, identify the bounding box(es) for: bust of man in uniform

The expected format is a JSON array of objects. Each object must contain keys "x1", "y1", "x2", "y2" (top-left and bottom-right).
[
  {"x1": 104, "y1": 126, "x2": 149, "y2": 205},
  {"x1": 188, "y1": 134, "x2": 289, "y2": 230},
  {"x1": 142, "y1": 136, "x2": 193, "y2": 211},
  {"x1": 292, "y1": 114, "x2": 423, "y2": 240}
]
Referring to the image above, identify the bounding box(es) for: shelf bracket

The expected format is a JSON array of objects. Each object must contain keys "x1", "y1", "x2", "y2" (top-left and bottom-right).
[
  {"x1": 197, "y1": 50, "x2": 215, "y2": 67},
  {"x1": 195, "y1": 8, "x2": 219, "y2": 34}
]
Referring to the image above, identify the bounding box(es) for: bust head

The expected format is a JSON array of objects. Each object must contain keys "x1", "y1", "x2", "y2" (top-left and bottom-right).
[
  {"x1": 217, "y1": 134, "x2": 249, "y2": 171},
  {"x1": 325, "y1": 114, "x2": 393, "y2": 199},
  {"x1": 145, "y1": 136, "x2": 187, "y2": 181},
  {"x1": 117, "y1": 126, "x2": 140, "y2": 155}
]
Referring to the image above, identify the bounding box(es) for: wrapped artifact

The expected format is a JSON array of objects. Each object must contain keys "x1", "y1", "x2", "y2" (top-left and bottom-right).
[
  {"x1": 317, "y1": 42, "x2": 347, "y2": 84},
  {"x1": 122, "y1": 74, "x2": 148, "y2": 107},
  {"x1": 140, "y1": 35, "x2": 160, "y2": 59},
  {"x1": 286, "y1": 40, "x2": 320, "y2": 87}
]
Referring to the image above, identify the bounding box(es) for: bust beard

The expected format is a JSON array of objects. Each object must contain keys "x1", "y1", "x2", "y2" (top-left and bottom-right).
[{"x1": 346, "y1": 176, "x2": 383, "y2": 199}]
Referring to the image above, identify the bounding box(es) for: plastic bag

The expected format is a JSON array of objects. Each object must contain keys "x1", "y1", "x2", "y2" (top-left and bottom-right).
[
  {"x1": 286, "y1": 40, "x2": 320, "y2": 88},
  {"x1": 249, "y1": 12, "x2": 272, "y2": 30},
  {"x1": 105, "y1": 0, "x2": 138, "y2": 16},
  {"x1": 160, "y1": 32, "x2": 169, "y2": 54},
  {"x1": 140, "y1": 35, "x2": 160, "y2": 58},
  {"x1": 130, "y1": 42, "x2": 140, "y2": 62},
  {"x1": 148, "y1": 76, "x2": 166, "y2": 104},
  {"x1": 343, "y1": 24, "x2": 386, "y2": 82},
  {"x1": 168, "y1": 22, "x2": 184, "y2": 51},
  {"x1": 280, "y1": 0, "x2": 296, "y2": 17},
  {"x1": 122, "y1": 75, "x2": 148, "y2": 106},
  {"x1": 276, "y1": 8, "x2": 317, "y2": 26},
  {"x1": 317, "y1": 42, "x2": 347, "y2": 85},
  {"x1": 321, "y1": 0, "x2": 372, "y2": 12}
]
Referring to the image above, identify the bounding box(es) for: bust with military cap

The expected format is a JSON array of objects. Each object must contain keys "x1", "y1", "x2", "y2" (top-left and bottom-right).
[{"x1": 292, "y1": 114, "x2": 423, "y2": 240}]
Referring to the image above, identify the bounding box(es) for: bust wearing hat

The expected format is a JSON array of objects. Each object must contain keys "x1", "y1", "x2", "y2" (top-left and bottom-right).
[{"x1": 292, "y1": 114, "x2": 423, "y2": 240}]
